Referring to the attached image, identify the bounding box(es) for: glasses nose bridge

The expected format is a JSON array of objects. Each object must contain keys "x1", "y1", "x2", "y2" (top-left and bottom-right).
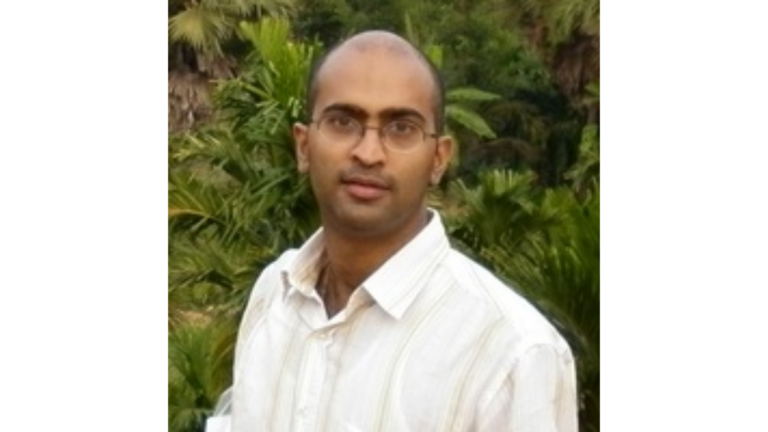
[{"x1": 358, "y1": 123, "x2": 388, "y2": 145}]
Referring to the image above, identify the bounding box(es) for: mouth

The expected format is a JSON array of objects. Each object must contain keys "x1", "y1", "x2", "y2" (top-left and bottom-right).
[{"x1": 341, "y1": 174, "x2": 391, "y2": 201}]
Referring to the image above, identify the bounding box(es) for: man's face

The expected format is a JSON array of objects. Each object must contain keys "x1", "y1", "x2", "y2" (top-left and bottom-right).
[{"x1": 293, "y1": 46, "x2": 453, "y2": 240}]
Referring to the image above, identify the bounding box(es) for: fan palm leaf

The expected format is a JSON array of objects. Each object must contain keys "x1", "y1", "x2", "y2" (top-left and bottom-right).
[{"x1": 169, "y1": 6, "x2": 235, "y2": 55}]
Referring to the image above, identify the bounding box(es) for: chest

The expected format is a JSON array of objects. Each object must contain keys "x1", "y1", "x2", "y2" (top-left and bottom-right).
[{"x1": 232, "y1": 292, "x2": 501, "y2": 431}]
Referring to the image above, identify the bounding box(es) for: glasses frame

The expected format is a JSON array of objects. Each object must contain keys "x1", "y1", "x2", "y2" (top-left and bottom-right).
[{"x1": 309, "y1": 115, "x2": 440, "y2": 152}]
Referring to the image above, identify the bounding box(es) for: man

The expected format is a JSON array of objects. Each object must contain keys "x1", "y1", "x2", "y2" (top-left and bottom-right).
[{"x1": 207, "y1": 30, "x2": 577, "y2": 431}]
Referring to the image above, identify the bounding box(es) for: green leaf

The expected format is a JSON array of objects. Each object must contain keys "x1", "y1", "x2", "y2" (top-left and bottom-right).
[
  {"x1": 446, "y1": 105, "x2": 497, "y2": 139},
  {"x1": 447, "y1": 87, "x2": 501, "y2": 103},
  {"x1": 169, "y1": 7, "x2": 233, "y2": 54}
]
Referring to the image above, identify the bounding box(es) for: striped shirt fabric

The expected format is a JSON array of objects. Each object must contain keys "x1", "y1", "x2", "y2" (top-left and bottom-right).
[{"x1": 207, "y1": 210, "x2": 578, "y2": 432}]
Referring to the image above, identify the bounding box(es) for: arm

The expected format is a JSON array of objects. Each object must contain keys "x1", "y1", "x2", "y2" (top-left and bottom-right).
[
  {"x1": 205, "y1": 387, "x2": 232, "y2": 432},
  {"x1": 475, "y1": 344, "x2": 578, "y2": 432},
  {"x1": 203, "y1": 257, "x2": 285, "y2": 432}
]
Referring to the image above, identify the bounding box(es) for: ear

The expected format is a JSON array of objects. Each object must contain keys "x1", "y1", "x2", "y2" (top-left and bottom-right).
[
  {"x1": 430, "y1": 134, "x2": 454, "y2": 185},
  {"x1": 293, "y1": 123, "x2": 310, "y2": 173}
]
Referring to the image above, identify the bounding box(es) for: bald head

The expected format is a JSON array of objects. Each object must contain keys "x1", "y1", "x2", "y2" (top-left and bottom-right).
[
  {"x1": 305, "y1": 31, "x2": 446, "y2": 133},
  {"x1": 335, "y1": 30, "x2": 423, "y2": 57}
]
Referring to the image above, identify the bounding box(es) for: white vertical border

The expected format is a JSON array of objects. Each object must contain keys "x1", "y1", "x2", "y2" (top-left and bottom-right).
[
  {"x1": 0, "y1": 0, "x2": 167, "y2": 429},
  {"x1": 603, "y1": 1, "x2": 768, "y2": 430}
]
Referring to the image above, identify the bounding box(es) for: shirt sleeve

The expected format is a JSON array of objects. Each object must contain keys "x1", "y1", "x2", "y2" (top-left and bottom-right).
[
  {"x1": 205, "y1": 387, "x2": 232, "y2": 432},
  {"x1": 207, "y1": 256, "x2": 286, "y2": 432},
  {"x1": 475, "y1": 343, "x2": 578, "y2": 432}
]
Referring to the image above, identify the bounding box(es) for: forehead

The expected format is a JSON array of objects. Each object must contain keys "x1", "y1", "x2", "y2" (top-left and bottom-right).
[{"x1": 313, "y1": 47, "x2": 435, "y2": 120}]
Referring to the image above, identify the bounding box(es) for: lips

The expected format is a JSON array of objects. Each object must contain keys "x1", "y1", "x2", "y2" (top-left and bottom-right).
[{"x1": 341, "y1": 173, "x2": 391, "y2": 201}]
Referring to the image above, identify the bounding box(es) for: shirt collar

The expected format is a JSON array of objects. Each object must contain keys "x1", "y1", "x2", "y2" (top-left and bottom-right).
[
  {"x1": 280, "y1": 209, "x2": 451, "y2": 319},
  {"x1": 281, "y1": 228, "x2": 325, "y2": 300},
  {"x1": 362, "y1": 210, "x2": 450, "y2": 319}
]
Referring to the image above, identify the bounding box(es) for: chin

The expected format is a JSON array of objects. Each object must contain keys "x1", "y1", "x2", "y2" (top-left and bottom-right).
[
  {"x1": 327, "y1": 204, "x2": 424, "y2": 240},
  {"x1": 325, "y1": 205, "x2": 388, "y2": 232}
]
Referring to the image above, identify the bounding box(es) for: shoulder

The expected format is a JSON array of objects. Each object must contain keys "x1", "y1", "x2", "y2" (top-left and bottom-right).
[
  {"x1": 440, "y1": 249, "x2": 571, "y2": 356},
  {"x1": 243, "y1": 248, "x2": 300, "y2": 306},
  {"x1": 237, "y1": 249, "x2": 299, "y2": 329},
  {"x1": 234, "y1": 248, "x2": 299, "y2": 360}
]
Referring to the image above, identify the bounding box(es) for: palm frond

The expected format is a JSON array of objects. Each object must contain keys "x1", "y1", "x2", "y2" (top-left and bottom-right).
[
  {"x1": 563, "y1": 124, "x2": 599, "y2": 193},
  {"x1": 169, "y1": 6, "x2": 235, "y2": 54},
  {"x1": 169, "y1": 173, "x2": 228, "y2": 233},
  {"x1": 447, "y1": 170, "x2": 557, "y2": 252},
  {"x1": 169, "y1": 318, "x2": 238, "y2": 432},
  {"x1": 447, "y1": 87, "x2": 501, "y2": 103},
  {"x1": 446, "y1": 105, "x2": 497, "y2": 139}
]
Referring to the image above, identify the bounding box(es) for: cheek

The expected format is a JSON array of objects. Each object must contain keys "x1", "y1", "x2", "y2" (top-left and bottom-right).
[
  {"x1": 398, "y1": 157, "x2": 435, "y2": 188},
  {"x1": 306, "y1": 150, "x2": 339, "y2": 192}
]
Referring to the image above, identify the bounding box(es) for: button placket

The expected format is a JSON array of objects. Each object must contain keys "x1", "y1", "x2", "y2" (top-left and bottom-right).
[{"x1": 295, "y1": 327, "x2": 336, "y2": 431}]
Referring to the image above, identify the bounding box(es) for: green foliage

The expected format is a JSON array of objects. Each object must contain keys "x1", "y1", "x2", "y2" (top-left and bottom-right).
[
  {"x1": 448, "y1": 170, "x2": 548, "y2": 251},
  {"x1": 216, "y1": 18, "x2": 321, "y2": 141},
  {"x1": 293, "y1": 0, "x2": 350, "y2": 46},
  {"x1": 169, "y1": 317, "x2": 238, "y2": 432},
  {"x1": 169, "y1": 18, "x2": 320, "y2": 313},
  {"x1": 445, "y1": 88, "x2": 501, "y2": 139},
  {"x1": 169, "y1": 0, "x2": 296, "y2": 56},
  {"x1": 521, "y1": 0, "x2": 600, "y2": 43},
  {"x1": 170, "y1": 7, "x2": 235, "y2": 54},
  {"x1": 564, "y1": 123, "x2": 599, "y2": 194},
  {"x1": 169, "y1": 20, "x2": 322, "y2": 431}
]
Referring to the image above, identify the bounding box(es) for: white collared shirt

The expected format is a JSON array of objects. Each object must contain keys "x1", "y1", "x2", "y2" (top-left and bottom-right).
[{"x1": 208, "y1": 211, "x2": 577, "y2": 432}]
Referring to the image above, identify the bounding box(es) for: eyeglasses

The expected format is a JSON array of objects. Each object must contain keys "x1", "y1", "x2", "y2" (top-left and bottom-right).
[{"x1": 310, "y1": 114, "x2": 439, "y2": 152}]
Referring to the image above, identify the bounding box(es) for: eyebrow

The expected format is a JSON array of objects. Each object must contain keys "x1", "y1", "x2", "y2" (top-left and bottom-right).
[
  {"x1": 320, "y1": 103, "x2": 428, "y2": 124},
  {"x1": 320, "y1": 103, "x2": 365, "y2": 117}
]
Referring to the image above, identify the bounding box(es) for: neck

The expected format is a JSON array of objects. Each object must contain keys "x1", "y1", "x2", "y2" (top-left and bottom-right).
[{"x1": 317, "y1": 209, "x2": 431, "y2": 317}]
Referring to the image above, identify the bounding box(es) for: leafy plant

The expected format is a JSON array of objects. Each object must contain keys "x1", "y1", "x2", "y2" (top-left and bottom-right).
[
  {"x1": 169, "y1": 317, "x2": 238, "y2": 432},
  {"x1": 169, "y1": 19, "x2": 322, "y2": 431}
]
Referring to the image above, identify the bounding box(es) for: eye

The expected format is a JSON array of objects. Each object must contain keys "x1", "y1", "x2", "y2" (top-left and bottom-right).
[
  {"x1": 386, "y1": 120, "x2": 419, "y2": 137},
  {"x1": 324, "y1": 114, "x2": 358, "y2": 132}
]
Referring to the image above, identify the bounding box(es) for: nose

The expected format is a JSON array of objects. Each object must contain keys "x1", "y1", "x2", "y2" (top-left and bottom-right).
[{"x1": 350, "y1": 126, "x2": 386, "y2": 166}]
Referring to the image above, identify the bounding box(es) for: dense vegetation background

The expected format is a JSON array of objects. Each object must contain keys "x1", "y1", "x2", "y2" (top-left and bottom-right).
[{"x1": 168, "y1": 0, "x2": 599, "y2": 430}]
